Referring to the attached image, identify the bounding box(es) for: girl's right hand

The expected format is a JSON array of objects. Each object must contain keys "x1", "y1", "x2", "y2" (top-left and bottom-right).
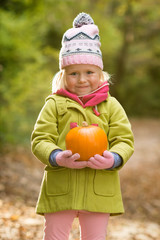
[{"x1": 56, "y1": 150, "x2": 88, "y2": 169}]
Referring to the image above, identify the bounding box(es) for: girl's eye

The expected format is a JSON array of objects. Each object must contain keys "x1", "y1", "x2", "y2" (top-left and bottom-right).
[
  {"x1": 70, "y1": 72, "x2": 77, "y2": 76},
  {"x1": 87, "y1": 71, "x2": 93, "y2": 74}
]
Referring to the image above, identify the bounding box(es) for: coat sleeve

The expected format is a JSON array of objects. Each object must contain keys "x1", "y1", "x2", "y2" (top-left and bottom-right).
[
  {"x1": 31, "y1": 98, "x2": 61, "y2": 167},
  {"x1": 107, "y1": 97, "x2": 134, "y2": 170}
]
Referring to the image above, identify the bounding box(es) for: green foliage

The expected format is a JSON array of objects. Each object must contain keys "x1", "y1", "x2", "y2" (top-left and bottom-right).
[{"x1": 0, "y1": 0, "x2": 160, "y2": 145}]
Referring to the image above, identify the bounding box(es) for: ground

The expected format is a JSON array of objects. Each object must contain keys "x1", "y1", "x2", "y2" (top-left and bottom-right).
[{"x1": 0, "y1": 119, "x2": 160, "y2": 240}]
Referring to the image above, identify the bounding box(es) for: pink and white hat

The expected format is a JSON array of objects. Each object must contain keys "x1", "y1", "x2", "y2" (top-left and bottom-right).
[{"x1": 59, "y1": 12, "x2": 103, "y2": 70}]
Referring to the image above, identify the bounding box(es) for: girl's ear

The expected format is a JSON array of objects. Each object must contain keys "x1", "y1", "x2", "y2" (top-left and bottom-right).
[
  {"x1": 62, "y1": 70, "x2": 66, "y2": 89},
  {"x1": 99, "y1": 70, "x2": 105, "y2": 85}
]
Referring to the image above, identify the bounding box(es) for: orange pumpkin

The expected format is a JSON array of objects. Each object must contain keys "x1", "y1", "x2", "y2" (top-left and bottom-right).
[{"x1": 65, "y1": 121, "x2": 108, "y2": 161}]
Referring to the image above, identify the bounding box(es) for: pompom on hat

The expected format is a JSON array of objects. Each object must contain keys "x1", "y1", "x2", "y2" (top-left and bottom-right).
[{"x1": 59, "y1": 12, "x2": 103, "y2": 70}]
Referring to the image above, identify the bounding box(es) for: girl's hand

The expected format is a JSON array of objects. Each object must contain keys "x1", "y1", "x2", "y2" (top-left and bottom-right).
[
  {"x1": 56, "y1": 150, "x2": 88, "y2": 169},
  {"x1": 87, "y1": 150, "x2": 114, "y2": 169}
]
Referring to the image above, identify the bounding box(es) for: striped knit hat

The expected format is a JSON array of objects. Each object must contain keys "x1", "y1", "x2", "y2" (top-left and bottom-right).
[{"x1": 59, "y1": 12, "x2": 103, "y2": 70}]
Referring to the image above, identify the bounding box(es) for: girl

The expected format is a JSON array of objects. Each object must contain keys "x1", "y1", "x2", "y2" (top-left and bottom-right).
[{"x1": 31, "y1": 13, "x2": 134, "y2": 240}]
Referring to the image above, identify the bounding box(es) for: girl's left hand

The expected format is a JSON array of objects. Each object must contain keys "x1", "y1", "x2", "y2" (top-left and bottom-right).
[{"x1": 87, "y1": 150, "x2": 114, "y2": 169}]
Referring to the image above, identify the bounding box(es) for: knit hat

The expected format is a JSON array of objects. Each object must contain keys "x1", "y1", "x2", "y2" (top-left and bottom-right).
[{"x1": 59, "y1": 12, "x2": 103, "y2": 70}]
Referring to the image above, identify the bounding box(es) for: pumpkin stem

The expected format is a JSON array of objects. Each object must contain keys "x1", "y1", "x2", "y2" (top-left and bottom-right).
[{"x1": 82, "y1": 121, "x2": 88, "y2": 127}]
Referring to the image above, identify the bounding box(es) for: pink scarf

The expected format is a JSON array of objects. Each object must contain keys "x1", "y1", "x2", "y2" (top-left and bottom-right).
[{"x1": 55, "y1": 81, "x2": 109, "y2": 108}]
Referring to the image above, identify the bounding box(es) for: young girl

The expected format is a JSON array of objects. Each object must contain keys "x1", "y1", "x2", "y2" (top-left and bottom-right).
[{"x1": 31, "y1": 13, "x2": 134, "y2": 240}]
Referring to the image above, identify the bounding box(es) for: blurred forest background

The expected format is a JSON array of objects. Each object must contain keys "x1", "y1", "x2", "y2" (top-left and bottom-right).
[{"x1": 0, "y1": 0, "x2": 160, "y2": 147}]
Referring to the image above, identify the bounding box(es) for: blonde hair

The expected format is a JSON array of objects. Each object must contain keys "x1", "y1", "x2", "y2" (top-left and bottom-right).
[{"x1": 52, "y1": 69, "x2": 110, "y2": 93}]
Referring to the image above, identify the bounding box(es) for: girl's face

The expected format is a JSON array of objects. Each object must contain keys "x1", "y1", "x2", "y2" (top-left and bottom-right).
[{"x1": 64, "y1": 64, "x2": 102, "y2": 96}]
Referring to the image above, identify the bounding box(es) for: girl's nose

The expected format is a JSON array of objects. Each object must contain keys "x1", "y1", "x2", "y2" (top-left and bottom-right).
[{"x1": 78, "y1": 74, "x2": 86, "y2": 83}]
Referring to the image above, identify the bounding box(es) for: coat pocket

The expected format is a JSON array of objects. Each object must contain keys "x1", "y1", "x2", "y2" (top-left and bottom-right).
[
  {"x1": 93, "y1": 170, "x2": 116, "y2": 197},
  {"x1": 45, "y1": 168, "x2": 70, "y2": 196}
]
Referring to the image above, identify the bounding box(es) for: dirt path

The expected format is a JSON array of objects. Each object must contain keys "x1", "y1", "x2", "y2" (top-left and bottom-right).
[{"x1": 0, "y1": 119, "x2": 160, "y2": 239}]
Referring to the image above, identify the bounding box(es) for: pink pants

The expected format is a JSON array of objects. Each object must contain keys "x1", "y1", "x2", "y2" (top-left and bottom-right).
[{"x1": 43, "y1": 210, "x2": 110, "y2": 240}]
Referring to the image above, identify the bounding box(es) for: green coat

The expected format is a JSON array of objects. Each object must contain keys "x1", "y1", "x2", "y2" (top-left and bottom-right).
[{"x1": 31, "y1": 94, "x2": 134, "y2": 216}]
